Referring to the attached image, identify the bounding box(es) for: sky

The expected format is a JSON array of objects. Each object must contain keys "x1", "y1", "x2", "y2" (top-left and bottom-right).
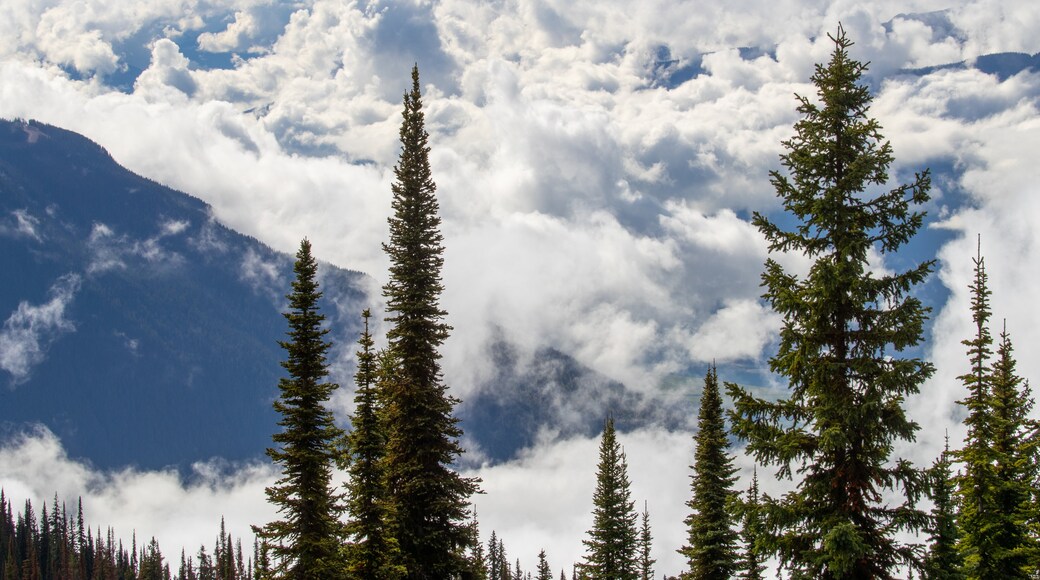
[{"x1": 1, "y1": 0, "x2": 1039, "y2": 576}]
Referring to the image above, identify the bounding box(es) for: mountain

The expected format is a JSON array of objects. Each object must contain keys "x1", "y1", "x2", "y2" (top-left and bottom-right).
[
  {"x1": 0, "y1": 118, "x2": 369, "y2": 469},
  {"x1": 0, "y1": 119, "x2": 674, "y2": 471}
]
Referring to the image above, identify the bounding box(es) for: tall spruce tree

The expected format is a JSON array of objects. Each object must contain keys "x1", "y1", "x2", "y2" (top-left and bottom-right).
[
  {"x1": 535, "y1": 550, "x2": 553, "y2": 580},
  {"x1": 738, "y1": 469, "x2": 766, "y2": 580},
  {"x1": 380, "y1": 64, "x2": 480, "y2": 579},
  {"x1": 952, "y1": 243, "x2": 1038, "y2": 578},
  {"x1": 922, "y1": 436, "x2": 963, "y2": 580},
  {"x1": 637, "y1": 502, "x2": 655, "y2": 580},
  {"x1": 681, "y1": 365, "x2": 739, "y2": 580},
  {"x1": 580, "y1": 417, "x2": 638, "y2": 579},
  {"x1": 952, "y1": 242, "x2": 997, "y2": 579},
  {"x1": 986, "y1": 323, "x2": 1038, "y2": 576},
  {"x1": 344, "y1": 310, "x2": 403, "y2": 579},
  {"x1": 726, "y1": 26, "x2": 934, "y2": 579},
  {"x1": 253, "y1": 238, "x2": 346, "y2": 580}
]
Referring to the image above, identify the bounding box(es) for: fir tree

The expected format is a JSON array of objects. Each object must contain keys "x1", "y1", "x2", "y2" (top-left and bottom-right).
[
  {"x1": 727, "y1": 26, "x2": 934, "y2": 579},
  {"x1": 380, "y1": 64, "x2": 480, "y2": 579},
  {"x1": 737, "y1": 469, "x2": 766, "y2": 580},
  {"x1": 984, "y1": 323, "x2": 1037, "y2": 576},
  {"x1": 466, "y1": 509, "x2": 489, "y2": 580},
  {"x1": 637, "y1": 502, "x2": 655, "y2": 580},
  {"x1": 580, "y1": 417, "x2": 638, "y2": 579},
  {"x1": 681, "y1": 365, "x2": 739, "y2": 579},
  {"x1": 952, "y1": 242, "x2": 997, "y2": 580},
  {"x1": 536, "y1": 550, "x2": 552, "y2": 580},
  {"x1": 344, "y1": 309, "x2": 403, "y2": 579},
  {"x1": 253, "y1": 238, "x2": 346, "y2": 580},
  {"x1": 922, "y1": 436, "x2": 964, "y2": 580}
]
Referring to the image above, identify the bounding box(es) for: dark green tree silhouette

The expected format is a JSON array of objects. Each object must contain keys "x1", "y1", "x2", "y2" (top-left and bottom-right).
[
  {"x1": 681, "y1": 365, "x2": 739, "y2": 580},
  {"x1": 737, "y1": 469, "x2": 766, "y2": 580},
  {"x1": 344, "y1": 310, "x2": 404, "y2": 579},
  {"x1": 536, "y1": 550, "x2": 553, "y2": 580},
  {"x1": 922, "y1": 436, "x2": 964, "y2": 580},
  {"x1": 986, "y1": 324, "x2": 1038, "y2": 577},
  {"x1": 952, "y1": 243, "x2": 997, "y2": 579},
  {"x1": 727, "y1": 25, "x2": 934, "y2": 579},
  {"x1": 253, "y1": 238, "x2": 346, "y2": 580},
  {"x1": 952, "y1": 243, "x2": 1039, "y2": 578},
  {"x1": 638, "y1": 502, "x2": 655, "y2": 580},
  {"x1": 380, "y1": 64, "x2": 480, "y2": 579},
  {"x1": 580, "y1": 417, "x2": 638, "y2": 579}
]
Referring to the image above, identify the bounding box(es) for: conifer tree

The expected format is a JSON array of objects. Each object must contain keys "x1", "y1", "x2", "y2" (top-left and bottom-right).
[
  {"x1": 951, "y1": 241, "x2": 1040, "y2": 578},
  {"x1": 922, "y1": 437, "x2": 963, "y2": 580},
  {"x1": 536, "y1": 550, "x2": 552, "y2": 580},
  {"x1": 727, "y1": 26, "x2": 934, "y2": 578},
  {"x1": 379, "y1": 64, "x2": 479, "y2": 579},
  {"x1": 638, "y1": 502, "x2": 655, "y2": 580},
  {"x1": 952, "y1": 243, "x2": 997, "y2": 579},
  {"x1": 254, "y1": 239, "x2": 346, "y2": 580},
  {"x1": 465, "y1": 509, "x2": 489, "y2": 580},
  {"x1": 964, "y1": 320, "x2": 1038, "y2": 577},
  {"x1": 681, "y1": 365, "x2": 739, "y2": 579},
  {"x1": 737, "y1": 469, "x2": 766, "y2": 580},
  {"x1": 580, "y1": 417, "x2": 638, "y2": 579},
  {"x1": 344, "y1": 310, "x2": 403, "y2": 579}
]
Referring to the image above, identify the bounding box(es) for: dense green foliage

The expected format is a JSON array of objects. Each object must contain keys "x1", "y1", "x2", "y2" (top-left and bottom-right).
[
  {"x1": 727, "y1": 26, "x2": 934, "y2": 579},
  {"x1": 253, "y1": 239, "x2": 346, "y2": 580},
  {"x1": 579, "y1": 418, "x2": 638, "y2": 579},
  {"x1": 737, "y1": 470, "x2": 766, "y2": 580},
  {"x1": 343, "y1": 311, "x2": 403, "y2": 579},
  {"x1": 953, "y1": 247, "x2": 1038, "y2": 579},
  {"x1": 922, "y1": 438, "x2": 964, "y2": 580},
  {"x1": 680, "y1": 366, "x2": 739, "y2": 580},
  {"x1": 380, "y1": 65, "x2": 480, "y2": 578},
  {"x1": 638, "y1": 504, "x2": 655, "y2": 580}
]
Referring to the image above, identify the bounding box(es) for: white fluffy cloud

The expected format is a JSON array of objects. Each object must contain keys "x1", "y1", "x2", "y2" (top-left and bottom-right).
[
  {"x1": 0, "y1": 273, "x2": 81, "y2": 384},
  {"x1": 0, "y1": 425, "x2": 277, "y2": 559}
]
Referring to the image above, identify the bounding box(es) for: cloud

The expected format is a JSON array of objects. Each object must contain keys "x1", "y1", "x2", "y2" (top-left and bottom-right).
[
  {"x1": 238, "y1": 246, "x2": 287, "y2": 307},
  {"x1": 86, "y1": 222, "x2": 186, "y2": 274},
  {"x1": 0, "y1": 273, "x2": 81, "y2": 384},
  {"x1": 0, "y1": 425, "x2": 277, "y2": 560},
  {"x1": 0, "y1": 209, "x2": 43, "y2": 241},
  {"x1": 135, "y1": 39, "x2": 198, "y2": 100}
]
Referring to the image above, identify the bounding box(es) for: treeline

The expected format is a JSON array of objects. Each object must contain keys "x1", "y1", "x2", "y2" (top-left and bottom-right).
[{"x1": 0, "y1": 493, "x2": 258, "y2": 580}]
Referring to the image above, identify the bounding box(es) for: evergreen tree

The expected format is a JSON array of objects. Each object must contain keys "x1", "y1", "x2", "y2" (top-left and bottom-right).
[
  {"x1": 487, "y1": 533, "x2": 509, "y2": 580},
  {"x1": 253, "y1": 239, "x2": 346, "y2": 580},
  {"x1": 737, "y1": 469, "x2": 766, "y2": 580},
  {"x1": 952, "y1": 243, "x2": 998, "y2": 579},
  {"x1": 982, "y1": 323, "x2": 1036, "y2": 576},
  {"x1": 580, "y1": 417, "x2": 638, "y2": 579},
  {"x1": 465, "y1": 510, "x2": 488, "y2": 580},
  {"x1": 681, "y1": 365, "x2": 739, "y2": 579},
  {"x1": 637, "y1": 503, "x2": 655, "y2": 580},
  {"x1": 380, "y1": 64, "x2": 479, "y2": 579},
  {"x1": 727, "y1": 26, "x2": 934, "y2": 579},
  {"x1": 344, "y1": 310, "x2": 403, "y2": 579},
  {"x1": 535, "y1": 550, "x2": 552, "y2": 580},
  {"x1": 922, "y1": 437, "x2": 964, "y2": 580}
]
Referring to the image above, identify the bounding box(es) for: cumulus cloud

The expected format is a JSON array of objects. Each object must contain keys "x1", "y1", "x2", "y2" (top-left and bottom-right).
[
  {"x1": 0, "y1": 425, "x2": 277, "y2": 560},
  {"x1": 0, "y1": 273, "x2": 81, "y2": 384}
]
